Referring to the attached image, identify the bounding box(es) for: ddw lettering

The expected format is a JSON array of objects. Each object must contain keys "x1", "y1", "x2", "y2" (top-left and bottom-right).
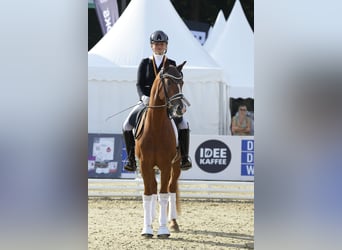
[
  {"x1": 246, "y1": 165, "x2": 254, "y2": 175},
  {"x1": 247, "y1": 140, "x2": 254, "y2": 151},
  {"x1": 247, "y1": 152, "x2": 254, "y2": 163}
]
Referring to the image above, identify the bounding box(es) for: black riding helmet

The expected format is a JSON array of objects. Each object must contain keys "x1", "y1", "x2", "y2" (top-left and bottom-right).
[{"x1": 150, "y1": 30, "x2": 168, "y2": 44}]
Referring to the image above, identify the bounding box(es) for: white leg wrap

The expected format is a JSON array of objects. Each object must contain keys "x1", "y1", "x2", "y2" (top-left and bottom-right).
[
  {"x1": 158, "y1": 193, "x2": 169, "y2": 226},
  {"x1": 141, "y1": 195, "x2": 153, "y2": 235},
  {"x1": 151, "y1": 194, "x2": 158, "y2": 222},
  {"x1": 158, "y1": 193, "x2": 170, "y2": 236},
  {"x1": 168, "y1": 192, "x2": 177, "y2": 221}
]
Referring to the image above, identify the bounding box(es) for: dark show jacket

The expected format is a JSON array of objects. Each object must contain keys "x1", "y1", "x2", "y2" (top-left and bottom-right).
[{"x1": 136, "y1": 57, "x2": 176, "y2": 98}]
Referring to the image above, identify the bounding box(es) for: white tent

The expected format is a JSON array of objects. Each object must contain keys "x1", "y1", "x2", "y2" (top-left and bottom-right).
[
  {"x1": 203, "y1": 10, "x2": 226, "y2": 50},
  {"x1": 89, "y1": 0, "x2": 229, "y2": 135},
  {"x1": 208, "y1": 0, "x2": 254, "y2": 99}
]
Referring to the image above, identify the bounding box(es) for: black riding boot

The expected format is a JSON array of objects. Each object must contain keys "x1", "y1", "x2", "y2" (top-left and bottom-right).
[
  {"x1": 178, "y1": 129, "x2": 192, "y2": 171},
  {"x1": 123, "y1": 130, "x2": 137, "y2": 172}
]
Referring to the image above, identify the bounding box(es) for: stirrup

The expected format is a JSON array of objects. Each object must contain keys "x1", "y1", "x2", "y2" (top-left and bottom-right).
[
  {"x1": 124, "y1": 160, "x2": 137, "y2": 172},
  {"x1": 180, "y1": 157, "x2": 192, "y2": 171}
]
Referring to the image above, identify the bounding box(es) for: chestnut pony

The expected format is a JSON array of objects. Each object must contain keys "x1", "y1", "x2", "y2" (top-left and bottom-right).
[{"x1": 136, "y1": 61, "x2": 188, "y2": 238}]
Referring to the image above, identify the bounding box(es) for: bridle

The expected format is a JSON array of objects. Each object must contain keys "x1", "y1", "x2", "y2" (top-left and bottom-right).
[{"x1": 146, "y1": 67, "x2": 190, "y2": 118}]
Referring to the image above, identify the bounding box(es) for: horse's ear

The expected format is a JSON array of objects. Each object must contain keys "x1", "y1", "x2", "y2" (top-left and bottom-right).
[{"x1": 177, "y1": 61, "x2": 186, "y2": 72}]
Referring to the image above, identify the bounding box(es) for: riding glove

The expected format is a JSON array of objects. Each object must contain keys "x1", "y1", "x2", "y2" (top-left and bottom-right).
[{"x1": 141, "y1": 95, "x2": 150, "y2": 105}]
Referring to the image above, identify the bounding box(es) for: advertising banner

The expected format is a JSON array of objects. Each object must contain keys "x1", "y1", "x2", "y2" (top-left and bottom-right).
[
  {"x1": 88, "y1": 133, "x2": 123, "y2": 178},
  {"x1": 88, "y1": 134, "x2": 254, "y2": 181},
  {"x1": 94, "y1": 0, "x2": 119, "y2": 35},
  {"x1": 180, "y1": 135, "x2": 254, "y2": 181}
]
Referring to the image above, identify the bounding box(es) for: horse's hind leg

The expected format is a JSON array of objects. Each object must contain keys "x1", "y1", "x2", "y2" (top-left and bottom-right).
[
  {"x1": 168, "y1": 165, "x2": 181, "y2": 232},
  {"x1": 168, "y1": 180, "x2": 178, "y2": 225},
  {"x1": 168, "y1": 193, "x2": 180, "y2": 232}
]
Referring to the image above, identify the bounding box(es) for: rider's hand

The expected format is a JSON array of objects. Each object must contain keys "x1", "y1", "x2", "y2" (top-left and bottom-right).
[{"x1": 141, "y1": 95, "x2": 150, "y2": 105}]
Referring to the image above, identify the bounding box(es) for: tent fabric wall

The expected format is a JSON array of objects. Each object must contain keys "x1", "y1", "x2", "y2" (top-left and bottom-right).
[{"x1": 88, "y1": 67, "x2": 227, "y2": 135}]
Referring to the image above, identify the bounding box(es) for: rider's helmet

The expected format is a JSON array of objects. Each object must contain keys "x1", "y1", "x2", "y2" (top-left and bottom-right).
[{"x1": 150, "y1": 30, "x2": 168, "y2": 44}]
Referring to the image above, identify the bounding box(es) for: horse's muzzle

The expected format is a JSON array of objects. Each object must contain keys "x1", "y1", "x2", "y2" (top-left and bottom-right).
[
  {"x1": 168, "y1": 94, "x2": 190, "y2": 118},
  {"x1": 169, "y1": 100, "x2": 186, "y2": 118}
]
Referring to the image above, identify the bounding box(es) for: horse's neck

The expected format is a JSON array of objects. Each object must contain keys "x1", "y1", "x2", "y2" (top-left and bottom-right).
[
  {"x1": 146, "y1": 78, "x2": 171, "y2": 128},
  {"x1": 145, "y1": 108, "x2": 170, "y2": 130},
  {"x1": 149, "y1": 98, "x2": 164, "y2": 106}
]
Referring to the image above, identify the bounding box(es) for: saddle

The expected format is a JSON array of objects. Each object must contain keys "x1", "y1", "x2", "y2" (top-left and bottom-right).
[{"x1": 133, "y1": 107, "x2": 147, "y2": 140}]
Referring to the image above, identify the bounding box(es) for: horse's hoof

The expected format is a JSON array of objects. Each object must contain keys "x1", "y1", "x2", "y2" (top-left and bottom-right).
[
  {"x1": 157, "y1": 226, "x2": 170, "y2": 237},
  {"x1": 170, "y1": 224, "x2": 180, "y2": 232},
  {"x1": 169, "y1": 220, "x2": 180, "y2": 232},
  {"x1": 141, "y1": 233, "x2": 153, "y2": 238},
  {"x1": 141, "y1": 226, "x2": 153, "y2": 237},
  {"x1": 157, "y1": 234, "x2": 170, "y2": 239}
]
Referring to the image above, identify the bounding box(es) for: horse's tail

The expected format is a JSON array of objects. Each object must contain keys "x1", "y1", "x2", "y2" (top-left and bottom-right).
[{"x1": 176, "y1": 180, "x2": 181, "y2": 215}]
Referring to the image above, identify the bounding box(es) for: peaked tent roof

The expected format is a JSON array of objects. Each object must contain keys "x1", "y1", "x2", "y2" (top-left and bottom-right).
[
  {"x1": 89, "y1": 0, "x2": 218, "y2": 68},
  {"x1": 208, "y1": 0, "x2": 254, "y2": 96},
  {"x1": 203, "y1": 10, "x2": 226, "y2": 50}
]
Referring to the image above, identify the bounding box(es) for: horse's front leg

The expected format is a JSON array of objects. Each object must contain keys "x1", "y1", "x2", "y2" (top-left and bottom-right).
[
  {"x1": 149, "y1": 174, "x2": 158, "y2": 224},
  {"x1": 157, "y1": 167, "x2": 171, "y2": 238},
  {"x1": 140, "y1": 160, "x2": 156, "y2": 238},
  {"x1": 141, "y1": 194, "x2": 153, "y2": 238},
  {"x1": 157, "y1": 192, "x2": 170, "y2": 238}
]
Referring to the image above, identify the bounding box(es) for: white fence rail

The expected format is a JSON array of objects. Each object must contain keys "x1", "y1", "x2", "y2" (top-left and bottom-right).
[{"x1": 88, "y1": 178, "x2": 254, "y2": 200}]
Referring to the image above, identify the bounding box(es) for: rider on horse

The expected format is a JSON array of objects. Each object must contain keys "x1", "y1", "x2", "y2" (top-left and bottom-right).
[{"x1": 122, "y1": 30, "x2": 192, "y2": 172}]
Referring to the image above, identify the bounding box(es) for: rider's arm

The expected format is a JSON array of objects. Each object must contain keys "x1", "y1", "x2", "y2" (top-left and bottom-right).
[{"x1": 136, "y1": 59, "x2": 149, "y2": 99}]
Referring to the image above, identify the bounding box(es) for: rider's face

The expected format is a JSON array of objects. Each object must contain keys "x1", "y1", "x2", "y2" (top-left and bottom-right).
[{"x1": 151, "y1": 42, "x2": 167, "y2": 55}]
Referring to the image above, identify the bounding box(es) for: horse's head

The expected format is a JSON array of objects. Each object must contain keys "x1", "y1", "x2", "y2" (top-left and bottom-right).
[{"x1": 156, "y1": 61, "x2": 190, "y2": 118}]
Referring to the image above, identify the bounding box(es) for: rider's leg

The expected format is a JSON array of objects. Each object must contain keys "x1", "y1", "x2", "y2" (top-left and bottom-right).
[
  {"x1": 122, "y1": 129, "x2": 137, "y2": 172},
  {"x1": 122, "y1": 104, "x2": 142, "y2": 172},
  {"x1": 174, "y1": 118, "x2": 192, "y2": 171}
]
